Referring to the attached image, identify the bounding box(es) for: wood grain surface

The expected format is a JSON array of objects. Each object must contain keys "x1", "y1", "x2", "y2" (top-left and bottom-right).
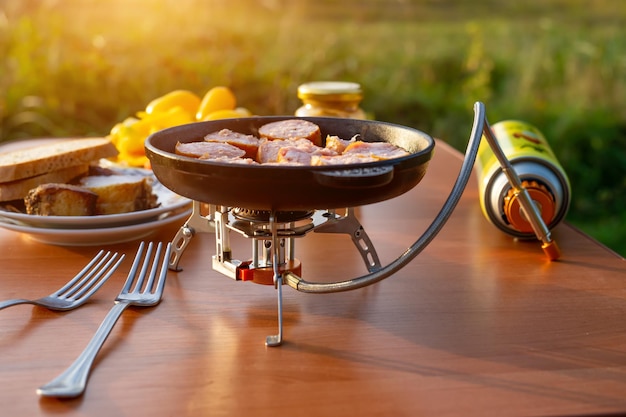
[{"x1": 0, "y1": 140, "x2": 624, "y2": 417}]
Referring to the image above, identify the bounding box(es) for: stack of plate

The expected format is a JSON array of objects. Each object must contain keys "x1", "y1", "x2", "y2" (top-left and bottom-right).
[
  {"x1": 0, "y1": 177, "x2": 191, "y2": 246},
  {"x1": 0, "y1": 139, "x2": 191, "y2": 246}
]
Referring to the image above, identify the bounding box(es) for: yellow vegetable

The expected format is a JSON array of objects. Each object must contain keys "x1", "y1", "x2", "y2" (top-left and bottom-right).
[
  {"x1": 110, "y1": 117, "x2": 138, "y2": 137},
  {"x1": 200, "y1": 108, "x2": 249, "y2": 121},
  {"x1": 109, "y1": 107, "x2": 194, "y2": 167},
  {"x1": 145, "y1": 90, "x2": 201, "y2": 117},
  {"x1": 196, "y1": 86, "x2": 237, "y2": 120},
  {"x1": 234, "y1": 107, "x2": 252, "y2": 116},
  {"x1": 110, "y1": 86, "x2": 249, "y2": 167},
  {"x1": 137, "y1": 106, "x2": 195, "y2": 130}
]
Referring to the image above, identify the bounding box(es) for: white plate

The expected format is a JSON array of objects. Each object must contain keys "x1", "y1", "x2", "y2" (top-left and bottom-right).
[
  {"x1": 0, "y1": 176, "x2": 190, "y2": 229},
  {"x1": 0, "y1": 208, "x2": 191, "y2": 246},
  {"x1": 0, "y1": 138, "x2": 191, "y2": 229}
]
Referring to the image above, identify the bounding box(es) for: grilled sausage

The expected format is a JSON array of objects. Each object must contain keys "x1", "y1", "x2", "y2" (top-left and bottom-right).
[
  {"x1": 175, "y1": 141, "x2": 246, "y2": 160},
  {"x1": 204, "y1": 129, "x2": 260, "y2": 159},
  {"x1": 258, "y1": 119, "x2": 322, "y2": 147}
]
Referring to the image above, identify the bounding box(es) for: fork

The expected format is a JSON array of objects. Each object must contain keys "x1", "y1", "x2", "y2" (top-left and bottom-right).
[
  {"x1": 37, "y1": 241, "x2": 172, "y2": 398},
  {"x1": 0, "y1": 250, "x2": 124, "y2": 312}
]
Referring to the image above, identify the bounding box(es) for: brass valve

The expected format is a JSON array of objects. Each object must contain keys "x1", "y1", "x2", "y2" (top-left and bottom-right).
[{"x1": 503, "y1": 180, "x2": 556, "y2": 234}]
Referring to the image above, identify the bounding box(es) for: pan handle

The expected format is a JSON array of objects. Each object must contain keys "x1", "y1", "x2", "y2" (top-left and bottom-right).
[{"x1": 313, "y1": 165, "x2": 393, "y2": 188}]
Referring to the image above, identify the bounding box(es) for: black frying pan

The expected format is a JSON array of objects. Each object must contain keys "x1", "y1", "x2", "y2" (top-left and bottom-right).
[{"x1": 145, "y1": 116, "x2": 435, "y2": 211}]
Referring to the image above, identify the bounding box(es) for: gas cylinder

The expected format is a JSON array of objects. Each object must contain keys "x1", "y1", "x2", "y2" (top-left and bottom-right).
[{"x1": 476, "y1": 120, "x2": 571, "y2": 239}]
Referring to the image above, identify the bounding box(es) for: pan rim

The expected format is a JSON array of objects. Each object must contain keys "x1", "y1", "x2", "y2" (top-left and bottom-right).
[{"x1": 145, "y1": 115, "x2": 435, "y2": 172}]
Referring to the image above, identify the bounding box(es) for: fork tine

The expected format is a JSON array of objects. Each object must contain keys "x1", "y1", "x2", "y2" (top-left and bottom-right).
[
  {"x1": 52, "y1": 250, "x2": 107, "y2": 296},
  {"x1": 121, "y1": 241, "x2": 147, "y2": 293},
  {"x1": 59, "y1": 251, "x2": 117, "y2": 299},
  {"x1": 154, "y1": 243, "x2": 172, "y2": 298},
  {"x1": 65, "y1": 253, "x2": 126, "y2": 301},
  {"x1": 142, "y1": 242, "x2": 163, "y2": 293},
  {"x1": 133, "y1": 242, "x2": 155, "y2": 293}
]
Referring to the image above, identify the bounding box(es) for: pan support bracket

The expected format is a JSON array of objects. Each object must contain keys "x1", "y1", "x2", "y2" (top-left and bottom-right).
[
  {"x1": 168, "y1": 200, "x2": 215, "y2": 272},
  {"x1": 313, "y1": 208, "x2": 381, "y2": 273}
]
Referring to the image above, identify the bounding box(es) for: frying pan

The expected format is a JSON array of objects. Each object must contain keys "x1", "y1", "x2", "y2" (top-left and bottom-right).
[{"x1": 145, "y1": 116, "x2": 435, "y2": 211}]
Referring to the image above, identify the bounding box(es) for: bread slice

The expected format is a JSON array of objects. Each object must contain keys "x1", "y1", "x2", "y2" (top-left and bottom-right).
[
  {"x1": 79, "y1": 175, "x2": 158, "y2": 215},
  {"x1": 0, "y1": 138, "x2": 118, "y2": 183},
  {"x1": 0, "y1": 164, "x2": 89, "y2": 202},
  {"x1": 25, "y1": 183, "x2": 98, "y2": 216}
]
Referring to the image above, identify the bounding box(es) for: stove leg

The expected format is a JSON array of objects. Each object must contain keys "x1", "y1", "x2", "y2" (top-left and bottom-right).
[
  {"x1": 315, "y1": 208, "x2": 381, "y2": 272},
  {"x1": 266, "y1": 212, "x2": 284, "y2": 347},
  {"x1": 168, "y1": 201, "x2": 215, "y2": 271},
  {"x1": 168, "y1": 225, "x2": 194, "y2": 272},
  {"x1": 266, "y1": 275, "x2": 283, "y2": 347}
]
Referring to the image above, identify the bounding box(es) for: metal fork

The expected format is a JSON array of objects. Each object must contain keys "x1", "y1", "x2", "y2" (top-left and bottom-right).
[
  {"x1": 0, "y1": 250, "x2": 124, "y2": 312},
  {"x1": 37, "y1": 241, "x2": 172, "y2": 398}
]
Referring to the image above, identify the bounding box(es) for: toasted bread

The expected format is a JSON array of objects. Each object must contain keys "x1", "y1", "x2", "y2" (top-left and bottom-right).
[
  {"x1": 79, "y1": 175, "x2": 159, "y2": 215},
  {"x1": 0, "y1": 138, "x2": 118, "y2": 183},
  {"x1": 25, "y1": 183, "x2": 98, "y2": 216},
  {"x1": 0, "y1": 164, "x2": 89, "y2": 202}
]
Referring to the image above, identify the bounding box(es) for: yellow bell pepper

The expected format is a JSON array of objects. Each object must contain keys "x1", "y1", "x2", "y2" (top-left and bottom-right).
[{"x1": 145, "y1": 90, "x2": 201, "y2": 117}]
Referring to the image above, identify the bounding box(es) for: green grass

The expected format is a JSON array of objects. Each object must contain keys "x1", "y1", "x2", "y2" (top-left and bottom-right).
[{"x1": 1, "y1": 0, "x2": 625, "y2": 256}]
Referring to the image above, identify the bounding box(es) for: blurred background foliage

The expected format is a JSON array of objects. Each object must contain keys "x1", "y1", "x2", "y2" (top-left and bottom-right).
[{"x1": 1, "y1": 0, "x2": 624, "y2": 256}]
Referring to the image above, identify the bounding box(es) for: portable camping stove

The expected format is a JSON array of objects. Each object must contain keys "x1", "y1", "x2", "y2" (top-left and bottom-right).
[
  {"x1": 162, "y1": 102, "x2": 559, "y2": 346},
  {"x1": 169, "y1": 204, "x2": 380, "y2": 346}
]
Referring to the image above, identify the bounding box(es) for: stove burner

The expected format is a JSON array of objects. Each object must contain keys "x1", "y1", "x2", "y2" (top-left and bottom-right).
[{"x1": 232, "y1": 208, "x2": 314, "y2": 223}]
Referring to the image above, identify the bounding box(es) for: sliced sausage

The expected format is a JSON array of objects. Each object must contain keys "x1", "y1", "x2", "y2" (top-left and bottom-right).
[
  {"x1": 175, "y1": 141, "x2": 246, "y2": 159},
  {"x1": 343, "y1": 141, "x2": 410, "y2": 160},
  {"x1": 204, "y1": 129, "x2": 260, "y2": 159},
  {"x1": 324, "y1": 135, "x2": 355, "y2": 153},
  {"x1": 258, "y1": 119, "x2": 322, "y2": 147}
]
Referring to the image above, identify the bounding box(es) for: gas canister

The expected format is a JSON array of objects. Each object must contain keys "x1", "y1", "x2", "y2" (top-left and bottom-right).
[{"x1": 476, "y1": 120, "x2": 571, "y2": 239}]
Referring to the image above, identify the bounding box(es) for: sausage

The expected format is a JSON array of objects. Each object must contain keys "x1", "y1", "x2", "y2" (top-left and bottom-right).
[
  {"x1": 258, "y1": 119, "x2": 322, "y2": 147},
  {"x1": 324, "y1": 135, "x2": 355, "y2": 153},
  {"x1": 175, "y1": 121, "x2": 410, "y2": 166},
  {"x1": 204, "y1": 129, "x2": 260, "y2": 159},
  {"x1": 311, "y1": 153, "x2": 378, "y2": 166},
  {"x1": 258, "y1": 138, "x2": 337, "y2": 164},
  {"x1": 175, "y1": 141, "x2": 246, "y2": 159},
  {"x1": 343, "y1": 141, "x2": 410, "y2": 160}
]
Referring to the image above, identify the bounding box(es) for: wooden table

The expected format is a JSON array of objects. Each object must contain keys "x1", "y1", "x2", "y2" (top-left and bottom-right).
[{"x1": 1, "y1": 140, "x2": 625, "y2": 417}]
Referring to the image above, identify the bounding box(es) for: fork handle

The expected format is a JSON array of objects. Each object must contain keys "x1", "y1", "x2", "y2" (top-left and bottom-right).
[
  {"x1": 0, "y1": 299, "x2": 31, "y2": 310},
  {"x1": 37, "y1": 301, "x2": 130, "y2": 398}
]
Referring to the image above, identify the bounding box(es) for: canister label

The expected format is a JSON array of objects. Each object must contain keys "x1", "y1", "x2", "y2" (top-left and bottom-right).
[
  {"x1": 476, "y1": 120, "x2": 571, "y2": 237},
  {"x1": 477, "y1": 121, "x2": 563, "y2": 176}
]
